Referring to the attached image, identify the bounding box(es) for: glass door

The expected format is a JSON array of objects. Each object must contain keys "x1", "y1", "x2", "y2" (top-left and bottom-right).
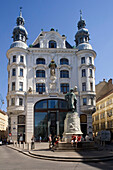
[{"x1": 50, "y1": 112, "x2": 57, "y2": 136}]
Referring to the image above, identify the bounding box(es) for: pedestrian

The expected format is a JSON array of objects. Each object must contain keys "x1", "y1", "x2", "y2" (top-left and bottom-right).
[
  {"x1": 19, "y1": 134, "x2": 23, "y2": 144},
  {"x1": 49, "y1": 134, "x2": 52, "y2": 149},
  {"x1": 31, "y1": 136, "x2": 35, "y2": 149},
  {"x1": 85, "y1": 134, "x2": 90, "y2": 141},
  {"x1": 39, "y1": 136, "x2": 42, "y2": 143},
  {"x1": 71, "y1": 134, "x2": 75, "y2": 146}
]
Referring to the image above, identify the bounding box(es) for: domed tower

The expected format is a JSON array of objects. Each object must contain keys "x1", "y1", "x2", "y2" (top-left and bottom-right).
[
  {"x1": 6, "y1": 8, "x2": 28, "y2": 142},
  {"x1": 75, "y1": 11, "x2": 96, "y2": 138},
  {"x1": 10, "y1": 7, "x2": 28, "y2": 49}
]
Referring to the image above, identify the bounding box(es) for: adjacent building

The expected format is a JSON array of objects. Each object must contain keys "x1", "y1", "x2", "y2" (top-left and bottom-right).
[
  {"x1": 0, "y1": 110, "x2": 8, "y2": 140},
  {"x1": 92, "y1": 79, "x2": 113, "y2": 140},
  {"x1": 7, "y1": 9, "x2": 96, "y2": 142}
]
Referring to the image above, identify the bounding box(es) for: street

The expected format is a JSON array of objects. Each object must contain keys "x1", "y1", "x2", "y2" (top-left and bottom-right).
[{"x1": 0, "y1": 145, "x2": 113, "y2": 170}]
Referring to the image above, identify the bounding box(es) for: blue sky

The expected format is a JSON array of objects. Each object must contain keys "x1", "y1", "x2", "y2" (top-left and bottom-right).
[{"x1": 0, "y1": 0, "x2": 113, "y2": 111}]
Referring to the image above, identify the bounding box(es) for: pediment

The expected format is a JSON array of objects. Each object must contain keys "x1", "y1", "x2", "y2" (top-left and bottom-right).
[{"x1": 32, "y1": 31, "x2": 66, "y2": 46}]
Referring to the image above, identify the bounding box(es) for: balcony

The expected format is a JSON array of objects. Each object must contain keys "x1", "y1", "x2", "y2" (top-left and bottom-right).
[
  {"x1": 80, "y1": 105, "x2": 96, "y2": 113},
  {"x1": 7, "y1": 105, "x2": 25, "y2": 113}
]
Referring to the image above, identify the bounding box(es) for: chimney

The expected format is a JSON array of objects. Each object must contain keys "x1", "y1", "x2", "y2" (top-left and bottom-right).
[
  {"x1": 108, "y1": 79, "x2": 112, "y2": 84},
  {"x1": 108, "y1": 79, "x2": 113, "y2": 90}
]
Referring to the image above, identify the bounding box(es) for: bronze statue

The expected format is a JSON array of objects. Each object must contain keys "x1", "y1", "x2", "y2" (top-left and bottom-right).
[
  {"x1": 65, "y1": 88, "x2": 77, "y2": 112},
  {"x1": 49, "y1": 59, "x2": 57, "y2": 76}
]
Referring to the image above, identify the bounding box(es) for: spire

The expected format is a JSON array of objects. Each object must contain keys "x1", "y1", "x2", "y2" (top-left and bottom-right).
[
  {"x1": 10, "y1": 8, "x2": 28, "y2": 49},
  {"x1": 19, "y1": 7, "x2": 22, "y2": 17},
  {"x1": 77, "y1": 10, "x2": 86, "y2": 30},
  {"x1": 80, "y1": 10, "x2": 82, "y2": 21},
  {"x1": 16, "y1": 7, "x2": 24, "y2": 26},
  {"x1": 75, "y1": 11, "x2": 91, "y2": 50}
]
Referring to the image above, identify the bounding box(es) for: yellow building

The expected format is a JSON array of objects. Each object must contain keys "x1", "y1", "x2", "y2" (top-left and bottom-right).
[
  {"x1": 0, "y1": 110, "x2": 8, "y2": 133},
  {"x1": 92, "y1": 79, "x2": 113, "y2": 139}
]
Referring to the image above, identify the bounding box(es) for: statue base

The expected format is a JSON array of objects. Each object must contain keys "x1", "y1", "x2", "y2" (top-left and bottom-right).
[{"x1": 63, "y1": 112, "x2": 83, "y2": 143}]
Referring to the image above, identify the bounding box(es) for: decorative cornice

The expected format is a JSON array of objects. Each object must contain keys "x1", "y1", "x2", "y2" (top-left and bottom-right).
[
  {"x1": 28, "y1": 48, "x2": 78, "y2": 54},
  {"x1": 76, "y1": 49, "x2": 96, "y2": 58}
]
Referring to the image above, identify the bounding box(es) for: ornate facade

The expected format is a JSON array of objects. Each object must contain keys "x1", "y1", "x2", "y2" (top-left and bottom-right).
[{"x1": 7, "y1": 9, "x2": 96, "y2": 142}]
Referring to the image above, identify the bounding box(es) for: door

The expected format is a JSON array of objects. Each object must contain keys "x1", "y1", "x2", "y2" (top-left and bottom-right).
[{"x1": 50, "y1": 112, "x2": 57, "y2": 136}]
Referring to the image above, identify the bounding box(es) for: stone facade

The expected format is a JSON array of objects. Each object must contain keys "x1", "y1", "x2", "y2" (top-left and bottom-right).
[{"x1": 6, "y1": 10, "x2": 96, "y2": 142}]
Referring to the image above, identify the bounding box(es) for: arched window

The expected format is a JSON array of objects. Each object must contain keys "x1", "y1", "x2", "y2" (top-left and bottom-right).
[
  {"x1": 80, "y1": 114, "x2": 87, "y2": 123},
  {"x1": 60, "y1": 58, "x2": 69, "y2": 65},
  {"x1": 36, "y1": 58, "x2": 45, "y2": 64},
  {"x1": 49, "y1": 40, "x2": 57, "y2": 48},
  {"x1": 36, "y1": 70, "x2": 45, "y2": 77},
  {"x1": 60, "y1": 70, "x2": 69, "y2": 78},
  {"x1": 34, "y1": 99, "x2": 68, "y2": 141}
]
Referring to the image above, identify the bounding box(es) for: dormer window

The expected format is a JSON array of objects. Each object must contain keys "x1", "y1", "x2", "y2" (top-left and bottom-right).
[{"x1": 49, "y1": 40, "x2": 57, "y2": 48}]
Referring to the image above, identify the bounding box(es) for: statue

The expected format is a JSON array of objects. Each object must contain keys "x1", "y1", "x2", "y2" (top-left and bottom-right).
[
  {"x1": 65, "y1": 88, "x2": 77, "y2": 112},
  {"x1": 49, "y1": 59, "x2": 57, "y2": 76}
]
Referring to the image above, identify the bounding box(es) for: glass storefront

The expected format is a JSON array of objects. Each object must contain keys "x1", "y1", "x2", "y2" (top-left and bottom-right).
[{"x1": 34, "y1": 99, "x2": 68, "y2": 141}]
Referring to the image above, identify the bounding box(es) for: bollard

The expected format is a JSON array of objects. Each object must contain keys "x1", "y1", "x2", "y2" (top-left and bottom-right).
[
  {"x1": 16, "y1": 142, "x2": 19, "y2": 148},
  {"x1": 28, "y1": 143, "x2": 31, "y2": 151},
  {"x1": 23, "y1": 142, "x2": 25, "y2": 149},
  {"x1": 19, "y1": 142, "x2": 21, "y2": 148}
]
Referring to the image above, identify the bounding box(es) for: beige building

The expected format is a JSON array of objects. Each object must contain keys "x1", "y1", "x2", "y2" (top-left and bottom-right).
[
  {"x1": 92, "y1": 79, "x2": 113, "y2": 139},
  {"x1": 0, "y1": 110, "x2": 8, "y2": 140},
  {"x1": 0, "y1": 110, "x2": 8, "y2": 131}
]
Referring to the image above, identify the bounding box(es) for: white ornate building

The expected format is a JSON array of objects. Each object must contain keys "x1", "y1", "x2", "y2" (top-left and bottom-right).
[{"x1": 6, "y1": 9, "x2": 96, "y2": 142}]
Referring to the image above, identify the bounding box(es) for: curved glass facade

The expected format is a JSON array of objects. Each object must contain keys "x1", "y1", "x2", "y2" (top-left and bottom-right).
[{"x1": 34, "y1": 99, "x2": 68, "y2": 141}]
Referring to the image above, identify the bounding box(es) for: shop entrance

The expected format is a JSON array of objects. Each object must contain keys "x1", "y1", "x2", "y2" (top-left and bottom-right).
[
  {"x1": 34, "y1": 99, "x2": 68, "y2": 141},
  {"x1": 50, "y1": 112, "x2": 57, "y2": 136}
]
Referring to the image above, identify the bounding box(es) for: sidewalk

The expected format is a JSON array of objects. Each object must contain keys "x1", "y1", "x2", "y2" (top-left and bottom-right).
[{"x1": 7, "y1": 142, "x2": 113, "y2": 162}]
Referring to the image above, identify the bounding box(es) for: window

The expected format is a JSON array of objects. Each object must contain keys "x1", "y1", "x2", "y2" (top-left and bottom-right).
[
  {"x1": 81, "y1": 57, "x2": 85, "y2": 64},
  {"x1": 60, "y1": 84, "x2": 69, "y2": 93},
  {"x1": 8, "y1": 71, "x2": 10, "y2": 78},
  {"x1": 89, "y1": 69, "x2": 93, "y2": 77},
  {"x1": 60, "y1": 70, "x2": 69, "y2": 78},
  {"x1": 12, "y1": 68, "x2": 16, "y2": 76},
  {"x1": 80, "y1": 38, "x2": 83, "y2": 43},
  {"x1": 19, "y1": 98, "x2": 23, "y2": 106},
  {"x1": 13, "y1": 55, "x2": 16, "y2": 62},
  {"x1": 83, "y1": 98, "x2": 87, "y2": 105},
  {"x1": 89, "y1": 57, "x2": 92, "y2": 64},
  {"x1": 90, "y1": 82, "x2": 93, "y2": 91},
  {"x1": 36, "y1": 58, "x2": 45, "y2": 64},
  {"x1": 11, "y1": 98, "x2": 15, "y2": 106},
  {"x1": 49, "y1": 40, "x2": 57, "y2": 48},
  {"x1": 20, "y1": 68, "x2": 23, "y2": 77},
  {"x1": 8, "y1": 84, "x2": 9, "y2": 92},
  {"x1": 85, "y1": 37, "x2": 88, "y2": 42},
  {"x1": 20, "y1": 56, "x2": 24, "y2": 62},
  {"x1": 91, "y1": 98, "x2": 93, "y2": 105},
  {"x1": 36, "y1": 83, "x2": 45, "y2": 93},
  {"x1": 19, "y1": 82, "x2": 23, "y2": 91},
  {"x1": 82, "y1": 69, "x2": 86, "y2": 77},
  {"x1": 60, "y1": 58, "x2": 69, "y2": 65},
  {"x1": 18, "y1": 115, "x2": 25, "y2": 124},
  {"x1": 12, "y1": 82, "x2": 15, "y2": 91},
  {"x1": 36, "y1": 70, "x2": 45, "y2": 78},
  {"x1": 82, "y1": 82, "x2": 86, "y2": 91}
]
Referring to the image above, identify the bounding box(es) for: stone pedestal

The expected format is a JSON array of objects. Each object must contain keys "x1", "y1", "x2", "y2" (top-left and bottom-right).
[{"x1": 63, "y1": 112, "x2": 82, "y2": 142}]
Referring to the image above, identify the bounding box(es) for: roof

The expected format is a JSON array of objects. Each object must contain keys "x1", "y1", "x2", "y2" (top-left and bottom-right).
[{"x1": 0, "y1": 110, "x2": 7, "y2": 116}]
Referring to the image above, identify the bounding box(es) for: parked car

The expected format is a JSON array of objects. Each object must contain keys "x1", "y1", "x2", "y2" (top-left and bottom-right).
[{"x1": 0, "y1": 141, "x2": 2, "y2": 145}]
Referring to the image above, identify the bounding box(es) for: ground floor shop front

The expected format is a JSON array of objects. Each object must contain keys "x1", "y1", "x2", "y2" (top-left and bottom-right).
[{"x1": 9, "y1": 98, "x2": 90, "y2": 143}]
